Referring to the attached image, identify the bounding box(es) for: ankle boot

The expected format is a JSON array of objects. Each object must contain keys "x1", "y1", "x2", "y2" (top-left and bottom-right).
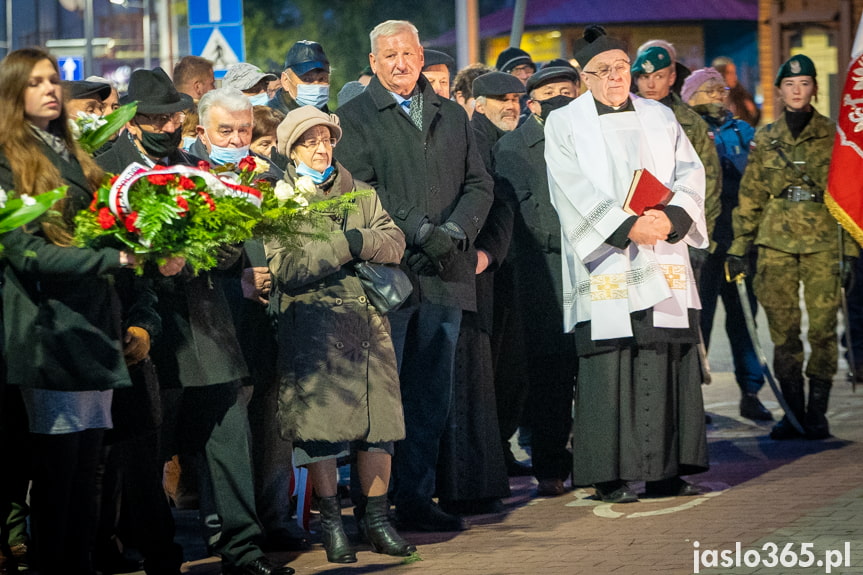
[
  {"x1": 770, "y1": 377, "x2": 805, "y2": 440},
  {"x1": 316, "y1": 496, "x2": 356, "y2": 563},
  {"x1": 360, "y1": 494, "x2": 416, "y2": 556},
  {"x1": 804, "y1": 378, "x2": 832, "y2": 439}
]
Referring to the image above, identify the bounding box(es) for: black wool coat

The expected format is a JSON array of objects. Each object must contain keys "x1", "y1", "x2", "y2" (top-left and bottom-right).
[
  {"x1": 95, "y1": 134, "x2": 249, "y2": 389},
  {"x1": 335, "y1": 75, "x2": 493, "y2": 312},
  {"x1": 0, "y1": 144, "x2": 132, "y2": 391},
  {"x1": 493, "y1": 114, "x2": 574, "y2": 357}
]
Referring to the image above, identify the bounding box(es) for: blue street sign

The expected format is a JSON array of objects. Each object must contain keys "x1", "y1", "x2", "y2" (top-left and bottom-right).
[
  {"x1": 58, "y1": 56, "x2": 84, "y2": 81},
  {"x1": 189, "y1": 24, "x2": 245, "y2": 76},
  {"x1": 187, "y1": 0, "x2": 243, "y2": 27}
]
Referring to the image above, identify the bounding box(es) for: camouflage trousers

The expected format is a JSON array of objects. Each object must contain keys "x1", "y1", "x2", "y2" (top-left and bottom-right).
[{"x1": 753, "y1": 247, "x2": 841, "y2": 383}]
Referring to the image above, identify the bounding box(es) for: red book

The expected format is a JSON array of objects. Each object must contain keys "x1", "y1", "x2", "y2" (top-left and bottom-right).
[{"x1": 623, "y1": 168, "x2": 673, "y2": 216}]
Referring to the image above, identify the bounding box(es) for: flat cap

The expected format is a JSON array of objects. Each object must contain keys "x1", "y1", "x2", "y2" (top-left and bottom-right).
[
  {"x1": 496, "y1": 47, "x2": 535, "y2": 73},
  {"x1": 423, "y1": 49, "x2": 455, "y2": 71},
  {"x1": 472, "y1": 71, "x2": 526, "y2": 97},
  {"x1": 223, "y1": 63, "x2": 277, "y2": 91},
  {"x1": 526, "y1": 66, "x2": 580, "y2": 93},
  {"x1": 631, "y1": 46, "x2": 672, "y2": 76},
  {"x1": 775, "y1": 54, "x2": 816, "y2": 86},
  {"x1": 63, "y1": 80, "x2": 111, "y2": 101}
]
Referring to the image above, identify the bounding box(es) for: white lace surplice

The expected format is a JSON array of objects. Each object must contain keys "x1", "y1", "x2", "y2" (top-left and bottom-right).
[{"x1": 546, "y1": 94, "x2": 707, "y2": 340}]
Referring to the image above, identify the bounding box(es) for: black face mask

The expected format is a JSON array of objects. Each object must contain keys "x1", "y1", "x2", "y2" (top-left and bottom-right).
[
  {"x1": 137, "y1": 124, "x2": 183, "y2": 158},
  {"x1": 539, "y1": 95, "x2": 575, "y2": 120},
  {"x1": 691, "y1": 103, "x2": 725, "y2": 120}
]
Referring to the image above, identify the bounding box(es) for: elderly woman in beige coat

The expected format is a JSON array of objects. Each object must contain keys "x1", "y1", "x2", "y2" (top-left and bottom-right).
[{"x1": 265, "y1": 106, "x2": 414, "y2": 564}]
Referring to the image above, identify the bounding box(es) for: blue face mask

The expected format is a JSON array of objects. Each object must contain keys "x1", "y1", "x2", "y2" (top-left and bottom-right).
[
  {"x1": 295, "y1": 84, "x2": 330, "y2": 108},
  {"x1": 182, "y1": 136, "x2": 196, "y2": 151},
  {"x1": 248, "y1": 92, "x2": 269, "y2": 106},
  {"x1": 296, "y1": 161, "x2": 334, "y2": 184},
  {"x1": 208, "y1": 142, "x2": 251, "y2": 166}
]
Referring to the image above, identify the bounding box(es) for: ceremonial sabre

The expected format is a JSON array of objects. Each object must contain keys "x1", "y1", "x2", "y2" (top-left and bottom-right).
[
  {"x1": 838, "y1": 225, "x2": 857, "y2": 393},
  {"x1": 725, "y1": 263, "x2": 806, "y2": 434}
]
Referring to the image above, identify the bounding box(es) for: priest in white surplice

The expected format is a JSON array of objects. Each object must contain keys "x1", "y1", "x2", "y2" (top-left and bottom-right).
[{"x1": 546, "y1": 26, "x2": 709, "y2": 504}]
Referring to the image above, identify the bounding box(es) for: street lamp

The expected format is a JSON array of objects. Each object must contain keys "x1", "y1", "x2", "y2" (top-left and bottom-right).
[{"x1": 109, "y1": 0, "x2": 152, "y2": 69}]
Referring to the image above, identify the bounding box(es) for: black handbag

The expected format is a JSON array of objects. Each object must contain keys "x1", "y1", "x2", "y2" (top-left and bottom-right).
[
  {"x1": 341, "y1": 210, "x2": 412, "y2": 314},
  {"x1": 353, "y1": 260, "x2": 413, "y2": 314}
]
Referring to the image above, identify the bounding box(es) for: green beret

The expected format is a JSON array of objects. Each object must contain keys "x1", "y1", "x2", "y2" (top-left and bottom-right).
[
  {"x1": 472, "y1": 71, "x2": 526, "y2": 97},
  {"x1": 631, "y1": 46, "x2": 672, "y2": 76},
  {"x1": 774, "y1": 54, "x2": 816, "y2": 86}
]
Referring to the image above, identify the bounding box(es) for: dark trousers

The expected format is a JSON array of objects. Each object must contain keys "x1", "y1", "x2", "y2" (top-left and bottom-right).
[
  {"x1": 524, "y1": 351, "x2": 577, "y2": 481},
  {"x1": 700, "y1": 249, "x2": 763, "y2": 395},
  {"x1": 0, "y1": 385, "x2": 30, "y2": 551},
  {"x1": 29, "y1": 428, "x2": 105, "y2": 575},
  {"x1": 389, "y1": 301, "x2": 462, "y2": 508},
  {"x1": 247, "y1": 379, "x2": 293, "y2": 536},
  {"x1": 96, "y1": 432, "x2": 182, "y2": 573},
  {"x1": 178, "y1": 381, "x2": 264, "y2": 568}
]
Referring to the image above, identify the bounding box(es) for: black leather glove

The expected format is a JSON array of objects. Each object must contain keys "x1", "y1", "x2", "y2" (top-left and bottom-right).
[
  {"x1": 841, "y1": 256, "x2": 856, "y2": 291},
  {"x1": 725, "y1": 254, "x2": 749, "y2": 281},
  {"x1": 406, "y1": 249, "x2": 438, "y2": 276},
  {"x1": 438, "y1": 221, "x2": 468, "y2": 251},
  {"x1": 418, "y1": 225, "x2": 456, "y2": 274},
  {"x1": 215, "y1": 244, "x2": 243, "y2": 270},
  {"x1": 344, "y1": 229, "x2": 364, "y2": 259}
]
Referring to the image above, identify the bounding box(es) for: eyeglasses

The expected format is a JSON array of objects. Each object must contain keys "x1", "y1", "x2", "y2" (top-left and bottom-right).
[
  {"x1": 583, "y1": 61, "x2": 631, "y2": 80},
  {"x1": 297, "y1": 137, "x2": 337, "y2": 149},
  {"x1": 696, "y1": 86, "x2": 730, "y2": 98},
  {"x1": 137, "y1": 111, "x2": 186, "y2": 128}
]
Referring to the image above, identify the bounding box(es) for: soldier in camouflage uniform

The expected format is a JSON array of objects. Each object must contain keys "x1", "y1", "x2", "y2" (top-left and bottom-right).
[
  {"x1": 727, "y1": 55, "x2": 858, "y2": 440},
  {"x1": 632, "y1": 45, "x2": 722, "y2": 253}
]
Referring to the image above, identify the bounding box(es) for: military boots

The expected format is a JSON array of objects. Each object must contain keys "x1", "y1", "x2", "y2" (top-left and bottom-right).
[
  {"x1": 770, "y1": 377, "x2": 805, "y2": 440},
  {"x1": 804, "y1": 378, "x2": 832, "y2": 440}
]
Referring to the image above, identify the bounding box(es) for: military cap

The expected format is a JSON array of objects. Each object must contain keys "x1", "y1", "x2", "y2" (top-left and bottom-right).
[
  {"x1": 284, "y1": 40, "x2": 330, "y2": 75},
  {"x1": 423, "y1": 49, "x2": 455, "y2": 71},
  {"x1": 62, "y1": 80, "x2": 111, "y2": 101},
  {"x1": 574, "y1": 25, "x2": 627, "y2": 70},
  {"x1": 631, "y1": 46, "x2": 672, "y2": 76},
  {"x1": 774, "y1": 54, "x2": 816, "y2": 86},
  {"x1": 472, "y1": 71, "x2": 526, "y2": 98},
  {"x1": 496, "y1": 47, "x2": 535, "y2": 73},
  {"x1": 526, "y1": 65, "x2": 580, "y2": 93},
  {"x1": 223, "y1": 63, "x2": 277, "y2": 91}
]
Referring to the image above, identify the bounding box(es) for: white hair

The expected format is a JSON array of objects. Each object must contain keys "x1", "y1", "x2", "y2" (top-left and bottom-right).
[
  {"x1": 370, "y1": 20, "x2": 419, "y2": 55},
  {"x1": 198, "y1": 87, "x2": 251, "y2": 127}
]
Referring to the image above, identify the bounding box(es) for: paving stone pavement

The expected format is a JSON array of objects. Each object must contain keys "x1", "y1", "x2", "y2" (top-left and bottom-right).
[{"x1": 171, "y1": 370, "x2": 863, "y2": 575}]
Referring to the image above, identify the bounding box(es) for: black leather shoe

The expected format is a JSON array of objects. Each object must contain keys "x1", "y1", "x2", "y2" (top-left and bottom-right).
[
  {"x1": 593, "y1": 480, "x2": 638, "y2": 503},
  {"x1": 644, "y1": 476, "x2": 700, "y2": 498},
  {"x1": 396, "y1": 502, "x2": 469, "y2": 532},
  {"x1": 224, "y1": 556, "x2": 295, "y2": 575},
  {"x1": 536, "y1": 478, "x2": 566, "y2": 497},
  {"x1": 740, "y1": 394, "x2": 773, "y2": 421}
]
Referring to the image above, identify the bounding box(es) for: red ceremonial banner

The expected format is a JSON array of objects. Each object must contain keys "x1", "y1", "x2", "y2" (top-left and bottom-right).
[{"x1": 827, "y1": 21, "x2": 863, "y2": 246}]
